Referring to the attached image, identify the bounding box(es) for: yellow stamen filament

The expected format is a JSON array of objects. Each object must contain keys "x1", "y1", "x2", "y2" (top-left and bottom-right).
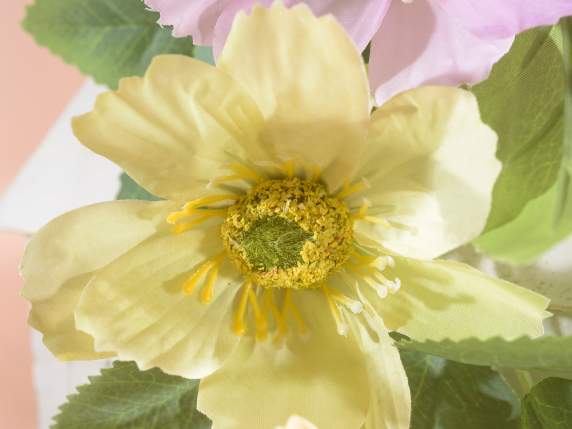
[
  {"x1": 373, "y1": 272, "x2": 401, "y2": 293},
  {"x1": 233, "y1": 280, "x2": 253, "y2": 336},
  {"x1": 182, "y1": 253, "x2": 224, "y2": 295},
  {"x1": 350, "y1": 200, "x2": 395, "y2": 228},
  {"x1": 281, "y1": 160, "x2": 295, "y2": 178},
  {"x1": 226, "y1": 163, "x2": 265, "y2": 183},
  {"x1": 199, "y1": 265, "x2": 220, "y2": 304},
  {"x1": 283, "y1": 289, "x2": 306, "y2": 334},
  {"x1": 167, "y1": 195, "x2": 238, "y2": 224},
  {"x1": 363, "y1": 276, "x2": 388, "y2": 299},
  {"x1": 309, "y1": 165, "x2": 321, "y2": 182},
  {"x1": 173, "y1": 210, "x2": 227, "y2": 234},
  {"x1": 363, "y1": 216, "x2": 392, "y2": 227},
  {"x1": 209, "y1": 164, "x2": 266, "y2": 189},
  {"x1": 336, "y1": 179, "x2": 369, "y2": 200},
  {"x1": 322, "y1": 285, "x2": 348, "y2": 336},
  {"x1": 328, "y1": 288, "x2": 363, "y2": 314},
  {"x1": 248, "y1": 288, "x2": 268, "y2": 341},
  {"x1": 263, "y1": 290, "x2": 288, "y2": 341},
  {"x1": 351, "y1": 200, "x2": 371, "y2": 220},
  {"x1": 350, "y1": 251, "x2": 378, "y2": 267}
]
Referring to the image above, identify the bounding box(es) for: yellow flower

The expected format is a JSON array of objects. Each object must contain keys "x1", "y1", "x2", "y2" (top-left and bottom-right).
[{"x1": 21, "y1": 4, "x2": 550, "y2": 429}]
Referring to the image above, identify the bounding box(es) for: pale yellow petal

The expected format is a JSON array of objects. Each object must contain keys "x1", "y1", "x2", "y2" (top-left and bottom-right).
[
  {"x1": 345, "y1": 302, "x2": 411, "y2": 429},
  {"x1": 198, "y1": 290, "x2": 368, "y2": 429},
  {"x1": 218, "y1": 4, "x2": 369, "y2": 191},
  {"x1": 75, "y1": 225, "x2": 243, "y2": 379},
  {"x1": 276, "y1": 416, "x2": 319, "y2": 429},
  {"x1": 21, "y1": 200, "x2": 174, "y2": 359},
  {"x1": 28, "y1": 275, "x2": 114, "y2": 360},
  {"x1": 369, "y1": 256, "x2": 551, "y2": 341},
  {"x1": 73, "y1": 55, "x2": 266, "y2": 201},
  {"x1": 355, "y1": 87, "x2": 500, "y2": 259}
]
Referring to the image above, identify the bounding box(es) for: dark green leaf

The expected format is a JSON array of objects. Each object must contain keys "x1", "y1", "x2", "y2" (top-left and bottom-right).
[
  {"x1": 23, "y1": 0, "x2": 195, "y2": 89},
  {"x1": 116, "y1": 173, "x2": 160, "y2": 201},
  {"x1": 402, "y1": 350, "x2": 521, "y2": 429},
  {"x1": 52, "y1": 361, "x2": 211, "y2": 429},
  {"x1": 521, "y1": 378, "x2": 572, "y2": 428}
]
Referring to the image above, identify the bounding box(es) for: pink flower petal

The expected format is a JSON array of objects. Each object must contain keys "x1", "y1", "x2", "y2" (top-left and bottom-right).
[
  {"x1": 369, "y1": 0, "x2": 513, "y2": 104},
  {"x1": 292, "y1": 0, "x2": 390, "y2": 51},
  {"x1": 144, "y1": 0, "x2": 233, "y2": 43},
  {"x1": 212, "y1": 0, "x2": 390, "y2": 57},
  {"x1": 436, "y1": 0, "x2": 572, "y2": 40}
]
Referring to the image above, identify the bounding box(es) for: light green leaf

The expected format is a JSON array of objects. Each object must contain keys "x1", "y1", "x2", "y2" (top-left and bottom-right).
[
  {"x1": 474, "y1": 183, "x2": 572, "y2": 264},
  {"x1": 398, "y1": 336, "x2": 572, "y2": 380},
  {"x1": 116, "y1": 173, "x2": 160, "y2": 201},
  {"x1": 473, "y1": 26, "x2": 564, "y2": 233},
  {"x1": 555, "y1": 17, "x2": 572, "y2": 229},
  {"x1": 23, "y1": 0, "x2": 195, "y2": 89},
  {"x1": 401, "y1": 350, "x2": 521, "y2": 429},
  {"x1": 521, "y1": 378, "x2": 572, "y2": 428},
  {"x1": 52, "y1": 361, "x2": 211, "y2": 429}
]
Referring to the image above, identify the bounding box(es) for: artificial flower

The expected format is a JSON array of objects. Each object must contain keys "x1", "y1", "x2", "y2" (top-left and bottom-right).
[
  {"x1": 144, "y1": 0, "x2": 572, "y2": 103},
  {"x1": 22, "y1": 4, "x2": 550, "y2": 429}
]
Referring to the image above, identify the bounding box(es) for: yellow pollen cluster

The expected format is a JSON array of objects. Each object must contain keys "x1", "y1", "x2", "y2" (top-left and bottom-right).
[{"x1": 221, "y1": 178, "x2": 353, "y2": 289}]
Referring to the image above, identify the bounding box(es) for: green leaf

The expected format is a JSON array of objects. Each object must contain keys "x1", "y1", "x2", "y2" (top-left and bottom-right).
[
  {"x1": 473, "y1": 183, "x2": 572, "y2": 264},
  {"x1": 555, "y1": 18, "x2": 572, "y2": 229},
  {"x1": 473, "y1": 26, "x2": 565, "y2": 233},
  {"x1": 402, "y1": 350, "x2": 521, "y2": 429},
  {"x1": 521, "y1": 378, "x2": 572, "y2": 428},
  {"x1": 472, "y1": 26, "x2": 572, "y2": 264},
  {"x1": 23, "y1": 0, "x2": 195, "y2": 89},
  {"x1": 193, "y1": 46, "x2": 215, "y2": 65},
  {"x1": 398, "y1": 336, "x2": 572, "y2": 380},
  {"x1": 116, "y1": 173, "x2": 160, "y2": 201},
  {"x1": 52, "y1": 361, "x2": 211, "y2": 429}
]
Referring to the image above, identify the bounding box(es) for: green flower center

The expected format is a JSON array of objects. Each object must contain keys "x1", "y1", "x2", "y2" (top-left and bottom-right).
[{"x1": 221, "y1": 178, "x2": 353, "y2": 289}]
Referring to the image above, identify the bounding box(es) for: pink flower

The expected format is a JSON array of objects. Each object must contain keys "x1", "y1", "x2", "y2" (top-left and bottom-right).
[{"x1": 145, "y1": 0, "x2": 572, "y2": 103}]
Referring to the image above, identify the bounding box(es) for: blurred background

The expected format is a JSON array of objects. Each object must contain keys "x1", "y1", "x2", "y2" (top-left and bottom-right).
[{"x1": 2, "y1": 1, "x2": 86, "y2": 427}]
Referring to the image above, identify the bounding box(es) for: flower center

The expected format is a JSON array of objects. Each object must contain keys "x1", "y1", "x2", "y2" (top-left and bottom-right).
[{"x1": 221, "y1": 178, "x2": 353, "y2": 289}]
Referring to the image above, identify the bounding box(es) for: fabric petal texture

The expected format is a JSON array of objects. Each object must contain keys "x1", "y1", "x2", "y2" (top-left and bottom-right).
[
  {"x1": 217, "y1": 3, "x2": 370, "y2": 191},
  {"x1": 143, "y1": 0, "x2": 232, "y2": 42},
  {"x1": 198, "y1": 291, "x2": 369, "y2": 429},
  {"x1": 369, "y1": 0, "x2": 513, "y2": 104},
  {"x1": 276, "y1": 416, "x2": 319, "y2": 429},
  {"x1": 75, "y1": 225, "x2": 243, "y2": 379},
  {"x1": 355, "y1": 86, "x2": 500, "y2": 260},
  {"x1": 212, "y1": 0, "x2": 389, "y2": 56},
  {"x1": 21, "y1": 200, "x2": 174, "y2": 359},
  {"x1": 73, "y1": 54, "x2": 266, "y2": 201},
  {"x1": 345, "y1": 306, "x2": 411, "y2": 429},
  {"x1": 370, "y1": 256, "x2": 551, "y2": 342},
  {"x1": 436, "y1": 0, "x2": 572, "y2": 40}
]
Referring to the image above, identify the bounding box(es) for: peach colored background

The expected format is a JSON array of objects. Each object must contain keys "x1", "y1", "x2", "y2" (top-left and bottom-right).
[{"x1": 1, "y1": 1, "x2": 83, "y2": 427}]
